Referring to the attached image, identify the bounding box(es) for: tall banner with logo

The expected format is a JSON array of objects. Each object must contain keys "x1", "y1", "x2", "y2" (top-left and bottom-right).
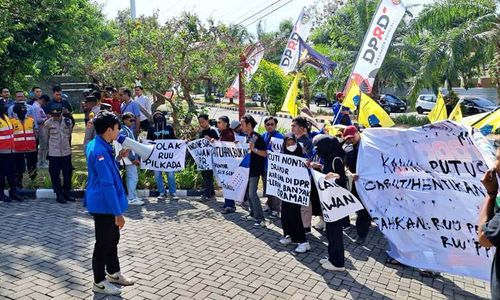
[
  {"x1": 278, "y1": 7, "x2": 314, "y2": 74},
  {"x1": 226, "y1": 42, "x2": 265, "y2": 98},
  {"x1": 346, "y1": 0, "x2": 406, "y2": 93},
  {"x1": 355, "y1": 121, "x2": 495, "y2": 280}
]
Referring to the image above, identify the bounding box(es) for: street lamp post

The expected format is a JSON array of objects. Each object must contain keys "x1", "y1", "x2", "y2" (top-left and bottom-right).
[{"x1": 130, "y1": 0, "x2": 136, "y2": 19}]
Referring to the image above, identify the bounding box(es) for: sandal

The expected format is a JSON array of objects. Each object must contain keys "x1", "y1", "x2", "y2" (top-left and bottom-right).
[{"x1": 385, "y1": 257, "x2": 401, "y2": 265}]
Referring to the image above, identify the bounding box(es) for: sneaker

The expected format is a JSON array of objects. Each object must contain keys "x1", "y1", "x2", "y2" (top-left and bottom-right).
[
  {"x1": 279, "y1": 237, "x2": 292, "y2": 245},
  {"x1": 221, "y1": 207, "x2": 235, "y2": 214},
  {"x1": 169, "y1": 194, "x2": 180, "y2": 201},
  {"x1": 321, "y1": 260, "x2": 346, "y2": 271},
  {"x1": 295, "y1": 242, "x2": 311, "y2": 253},
  {"x1": 314, "y1": 219, "x2": 325, "y2": 231},
  {"x1": 305, "y1": 227, "x2": 312, "y2": 235},
  {"x1": 38, "y1": 162, "x2": 49, "y2": 169},
  {"x1": 157, "y1": 193, "x2": 167, "y2": 200},
  {"x1": 271, "y1": 210, "x2": 280, "y2": 218},
  {"x1": 128, "y1": 198, "x2": 144, "y2": 206},
  {"x1": 253, "y1": 221, "x2": 266, "y2": 228},
  {"x1": 240, "y1": 214, "x2": 255, "y2": 221},
  {"x1": 92, "y1": 280, "x2": 121, "y2": 295},
  {"x1": 319, "y1": 257, "x2": 329, "y2": 264},
  {"x1": 106, "y1": 271, "x2": 135, "y2": 286}
]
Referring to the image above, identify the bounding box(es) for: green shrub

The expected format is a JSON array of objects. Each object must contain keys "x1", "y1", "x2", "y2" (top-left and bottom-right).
[
  {"x1": 175, "y1": 162, "x2": 203, "y2": 189},
  {"x1": 392, "y1": 115, "x2": 430, "y2": 127},
  {"x1": 245, "y1": 102, "x2": 259, "y2": 108}
]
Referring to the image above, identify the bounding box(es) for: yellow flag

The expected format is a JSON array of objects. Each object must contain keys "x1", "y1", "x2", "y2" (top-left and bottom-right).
[
  {"x1": 343, "y1": 81, "x2": 361, "y2": 111},
  {"x1": 472, "y1": 108, "x2": 500, "y2": 135},
  {"x1": 428, "y1": 92, "x2": 447, "y2": 122},
  {"x1": 358, "y1": 93, "x2": 395, "y2": 127},
  {"x1": 281, "y1": 73, "x2": 300, "y2": 117},
  {"x1": 448, "y1": 102, "x2": 462, "y2": 121}
]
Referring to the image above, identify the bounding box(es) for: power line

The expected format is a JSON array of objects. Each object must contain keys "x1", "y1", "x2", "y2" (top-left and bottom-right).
[
  {"x1": 241, "y1": 0, "x2": 296, "y2": 28},
  {"x1": 236, "y1": 0, "x2": 284, "y2": 26}
]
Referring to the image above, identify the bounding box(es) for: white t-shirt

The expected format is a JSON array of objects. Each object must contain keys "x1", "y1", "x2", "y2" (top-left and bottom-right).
[{"x1": 134, "y1": 94, "x2": 152, "y2": 122}]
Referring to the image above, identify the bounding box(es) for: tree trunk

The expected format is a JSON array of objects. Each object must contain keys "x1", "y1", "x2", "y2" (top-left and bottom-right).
[
  {"x1": 154, "y1": 91, "x2": 179, "y2": 126},
  {"x1": 182, "y1": 83, "x2": 196, "y2": 125},
  {"x1": 370, "y1": 75, "x2": 380, "y2": 98}
]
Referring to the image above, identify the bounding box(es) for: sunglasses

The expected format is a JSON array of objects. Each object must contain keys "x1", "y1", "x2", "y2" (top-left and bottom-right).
[{"x1": 265, "y1": 123, "x2": 275, "y2": 126}]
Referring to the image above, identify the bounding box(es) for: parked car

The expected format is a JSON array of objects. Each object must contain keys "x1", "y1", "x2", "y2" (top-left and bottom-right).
[
  {"x1": 313, "y1": 92, "x2": 330, "y2": 106},
  {"x1": 251, "y1": 93, "x2": 262, "y2": 102},
  {"x1": 380, "y1": 94, "x2": 407, "y2": 113},
  {"x1": 416, "y1": 94, "x2": 437, "y2": 114},
  {"x1": 459, "y1": 96, "x2": 497, "y2": 116}
]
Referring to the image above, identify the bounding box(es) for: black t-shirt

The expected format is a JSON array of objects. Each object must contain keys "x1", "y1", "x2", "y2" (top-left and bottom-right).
[
  {"x1": 482, "y1": 201, "x2": 500, "y2": 299},
  {"x1": 147, "y1": 124, "x2": 176, "y2": 140},
  {"x1": 247, "y1": 132, "x2": 266, "y2": 177},
  {"x1": 47, "y1": 100, "x2": 73, "y2": 113},
  {"x1": 199, "y1": 127, "x2": 219, "y2": 140}
]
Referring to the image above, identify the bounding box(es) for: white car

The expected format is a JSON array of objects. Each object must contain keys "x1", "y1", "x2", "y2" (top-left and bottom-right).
[{"x1": 416, "y1": 94, "x2": 437, "y2": 114}]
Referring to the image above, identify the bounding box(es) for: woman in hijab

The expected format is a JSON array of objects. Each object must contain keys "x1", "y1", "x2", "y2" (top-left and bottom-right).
[
  {"x1": 279, "y1": 133, "x2": 310, "y2": 253},
  {"x1": 312, "y1": 134, "x2": 347, "y2": 271}
]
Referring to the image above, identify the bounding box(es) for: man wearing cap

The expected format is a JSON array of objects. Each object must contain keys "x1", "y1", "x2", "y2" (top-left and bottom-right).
[
  {"x1": 41, "y1": 104, "x2": 74, "y2": 203},
  {"x1": 332, "y1": 92, "x2": 352, "y2": 126},
  {"x1": 230, "y1": 119, "x2": 246, "y2": 143},
  {"x1": 343, "y1": 125, "x2": 371, "y2": 244}
]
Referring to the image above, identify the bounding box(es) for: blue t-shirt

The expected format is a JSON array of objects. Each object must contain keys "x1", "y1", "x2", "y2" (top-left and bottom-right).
[{"x1": 121, "y1": 100, "x2": 141, "y2": 130}]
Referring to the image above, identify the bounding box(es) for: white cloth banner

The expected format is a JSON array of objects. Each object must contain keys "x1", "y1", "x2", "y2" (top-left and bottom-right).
[
  {"x1": 212, "y1": 142, "x2": 249, "y2": 202},
  {"x1": 356, "y1": 121, "x2": 495, "y2": 280},
  {"x1": 270, "y1": 137, "x2": 283, "y2": 152},
  {"x1": 312, "y1": 170, "x2": 364, "y2": 222},
  {"x1": 226, "y1": 43, "x2": 265, "y2": 98},
  {"x1": 187, "y1": 138, "x2": 213, "y2": 171},
  {"x1": 140, "y1": 139, "x2": 187, "y2": 171},
  {"x1": 266, "y1": 152, "x2": 311, "y2": 206},
  {"x1": 226, "y1": 154, "x2": 251, "y2": 203},
  {"x1": 279, "y1": 7, "x2": 314, "y2": 74},
  {"x1": 348, "y1": 0, "x2": 405, "y2": 93},
  {"x1": 235, "y1": 135, "x2": 247, "y2": 144}
]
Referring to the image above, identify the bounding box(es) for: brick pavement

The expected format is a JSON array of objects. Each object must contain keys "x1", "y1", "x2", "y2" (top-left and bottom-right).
[{"x1": 0, "y1": 197, "x2": 491, "y2": 299}]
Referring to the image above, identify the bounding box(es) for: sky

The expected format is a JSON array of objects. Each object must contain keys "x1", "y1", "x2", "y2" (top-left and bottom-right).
[{"x1": 96, "y1": 0, "x2": 435, "y2": 35}]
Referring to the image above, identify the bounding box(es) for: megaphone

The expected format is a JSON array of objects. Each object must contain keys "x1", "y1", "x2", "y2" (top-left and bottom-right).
[{"x1": 116, "y1": 135, "x2": 154, "y2": 159}]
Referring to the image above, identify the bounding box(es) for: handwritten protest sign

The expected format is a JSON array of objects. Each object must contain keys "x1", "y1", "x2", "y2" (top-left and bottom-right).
[
  {"x1": 140, "y1": 139, "x2": 187, "y2": 172},
  {"x1": 266, "y1": 152, "x2": 311, "y2": 206},
  {"x1": 226, "y1": 154, "x2": 250, "y2": 203},
  {"x1": 187, "y1": 138, "x2": 213, "y2": 170},
  {"x1": 356, "y1": 121, "x2": 495, "y2": 280},
  {"x1": 269, "y1": 137, "x2": 283, "y2": 152},
  {"x1": 212, "y1": 141, "x2": 249, "y2": 202},
  {"x1": 235, "y1": 135, "x2": 246, "y2": 143},
  {"x1": 312, "y1": 170, "x2": 363, "y2": 222}
]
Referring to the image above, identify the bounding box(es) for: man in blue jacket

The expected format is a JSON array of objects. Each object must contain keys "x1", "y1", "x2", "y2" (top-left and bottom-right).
[{"x1": 84, "y1": 111, "x2": 135, "y2": 295}]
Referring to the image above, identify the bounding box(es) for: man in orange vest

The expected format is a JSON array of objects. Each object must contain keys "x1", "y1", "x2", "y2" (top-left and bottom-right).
[
  {"x1": 0, "y1": 100, "x2": 23, "y2": 202},
  {"x1": 11, "y1": 102, "x2": 36, "y2": 188}
]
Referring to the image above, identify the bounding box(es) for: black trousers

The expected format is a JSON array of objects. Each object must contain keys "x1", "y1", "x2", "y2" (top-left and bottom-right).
[
  {"x1": 326, "y1": 220, "x2": 345, "y2": 267},
  {"x1": 26, "y1": 139, "x2": 38, "y2": 179},
  {"x1": 281, "y1": 201, "x2": 306, "y2": 243},
  {"x1": 48, "y1": 155, "x2": 72, "y2": 194},
  {"x1": 356, "y1": 209, "x2": 371, "y2": 239},
  {"x1": 140, "y1": 119, "x2": 150, "y2": 131},
  {"x1": 92, "y1": 214, "x2": 120, "y2": 283},
  {"x1": 13, "y1": 153, "x2": 26, "y2": 186},
  {"x1": 0, "y1": 153, "x2": 16, "y2": 193},
  {"x1": 201, "y1": 170, "x2": 215, "y2": 197}
]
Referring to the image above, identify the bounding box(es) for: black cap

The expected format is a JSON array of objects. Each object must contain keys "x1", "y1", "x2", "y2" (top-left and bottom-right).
[
  {"x1": 100, "y1": 103, "x2": 112, "y2": 111},
  {"x1": 85, "y1": 95, "x2": 98, "y2": 103}
]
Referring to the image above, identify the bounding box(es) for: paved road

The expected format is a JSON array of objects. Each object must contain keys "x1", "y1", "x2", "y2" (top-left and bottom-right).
[{"x1": 0, "y1": 197, "x2": 490, "y2": 299}]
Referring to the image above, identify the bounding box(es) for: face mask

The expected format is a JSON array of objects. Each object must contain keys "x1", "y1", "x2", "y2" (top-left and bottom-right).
[
  {"x1": 286, "y1": 144, "x2": 297, "y2": 152},
  {"x1": 62, "y1": 112, "x2": 70, "y2": 118}
]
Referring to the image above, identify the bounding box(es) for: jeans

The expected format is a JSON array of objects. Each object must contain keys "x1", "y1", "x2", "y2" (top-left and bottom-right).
[
  {"x1": 154, "y1": 170, "x2": 177, "y2": 195},
  {"x1": 201, "y1": 170, "x2": 215, "y2": 197},
  {"x1": 246, "y1": 176, "x2": 264, "y2": 221},
  {"x1": 92, "y1": 214, "x2": 120, "y2": 283},
  {"x1": 125, "y1": 164, "x2": 138, "y2": 200}
]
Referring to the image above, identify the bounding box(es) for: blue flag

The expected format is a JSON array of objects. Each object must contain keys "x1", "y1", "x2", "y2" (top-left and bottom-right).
[{"x1": 297, "y1": 37, "x2": 337, "y2": 79}]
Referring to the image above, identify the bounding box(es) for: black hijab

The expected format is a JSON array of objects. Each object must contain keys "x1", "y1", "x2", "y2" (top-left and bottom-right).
[
  {"x1": 282, "y1": 133, "x2": 303, "y2": 157},
  {"x1": 313, "y1": 134, "x2": 347, "y2": 187}
]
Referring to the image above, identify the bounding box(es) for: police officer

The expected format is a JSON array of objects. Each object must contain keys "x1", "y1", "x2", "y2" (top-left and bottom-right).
[
  {"x1": 84, "y1": 111, "x2": 134, "y2": 295},
  {"x1": 41, "y1": 104, "x2": 74, "y2": 203}
]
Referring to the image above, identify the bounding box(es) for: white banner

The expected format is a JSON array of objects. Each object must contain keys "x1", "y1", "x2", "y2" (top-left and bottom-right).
[
  {"x1": 266, "y1": 152, "x2": 311, "y2": 206},
  {"x1": 279, "y1": 7, "x2": 314, "y2": 74},
  {"x1": 226, "y1": 154, "x2": 250, "y2": 203},
  {"x1": 348, "y1": 0, "x2": 405, "y2": 93},
  {"x1": 270, "y1": 137, "x2": 283, "y2": 152},
  {"x1": 356, "y1": 121, "x2": 495, "y2": 280},
  {"x1": 140, "y1": 139, "x2": 187, "y2": 171},
  {"x1": 312, "y1": 170, "x2": 364, "y2": 222},
  {"x1": 212, "y1": 142, "x2": 249, "y2": 202},
  {"x1": 226, "y1": 43, "x2": 265, "y2": 98},
  {"x1": 187, "y1": 138, "x2": 213, "y2": 171}
]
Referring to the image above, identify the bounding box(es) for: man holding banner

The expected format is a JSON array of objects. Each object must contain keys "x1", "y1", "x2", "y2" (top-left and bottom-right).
[
  {"x1": 198, "y1": 114, "x2": 219, "y2": 202},
  {"x1": 262, "y1": 116, "x2": 284, "y2": 218}
]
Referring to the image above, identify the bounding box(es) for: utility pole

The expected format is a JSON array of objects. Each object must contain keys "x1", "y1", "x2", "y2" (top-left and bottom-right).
[
  {"x1": 130, "y1": 0, "x2": 136, "y2": 19},
  {"x1": 238, "y1": 53, "x2": 249, "y2": 119}
]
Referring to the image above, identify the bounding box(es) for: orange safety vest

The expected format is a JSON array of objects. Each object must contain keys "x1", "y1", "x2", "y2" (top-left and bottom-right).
[
  {"x1": 11, "y1": 117, "x2": 36, "y2": 153},
  {"x1": 0, "y1": 116, "x2": 14, "y2": 153}
]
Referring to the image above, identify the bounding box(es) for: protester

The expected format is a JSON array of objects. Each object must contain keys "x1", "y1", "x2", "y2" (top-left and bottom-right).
[
  {"x1": 262, "y1": 116, "x2": 284, "y2": 218},
  {"x1": 313, "y1": 134, "x2": 347, "y2": 271},
  {"x1": 279, "y1": 134, "x2": 310, "y2": 252},
  {"x1": 343, "y1": 125, "x2": 371, "y2": 244},
  {"x1": 0, "y1": 100, "x2": 23, "y2": 202},
  {"x1": 230, "y1": 120, "x2": 246, "y2": 143},
  {"x1": 102, "y1": 87, "x2": 121, "y2": 114},
  {"x1": 84, "y1": 98, "x2": 114, "y2": 152},
  {"x1": 478, "y1": 146, "x2": 500, "y2": 299},
  {"x1": 84, "y1": 111, "x2": 135, "y2": 296},
  {"x1": 215, "y1": 116, "x2": 236, "y2": 213},
  {"x1": 41, "y1": 104, "x2": 74, "y2": 204},
  {"x1": 240, "y1": 114, "x2": 267, "y2": 228},
  {"x1": 332, "y1": 92, "x2": 352, "y2": 126},
  {"x1": 198, "y1": 114, "x2": 219, "y2": 201},
  {"x1": 119, "y1": 88, "x2": 141, "y2": 136},
  {"x1": 134, "y1": 85, "x2": 152, "y2": 131},
  {"x1": 147, "y1": 111, "x2": 179, "y2": 201},
  {"x1": 120, "y1": 112, "x2": 144, "y2": 206},
  {"x1": 11, "y1": 102, "x2": 37, "y2": 188}
]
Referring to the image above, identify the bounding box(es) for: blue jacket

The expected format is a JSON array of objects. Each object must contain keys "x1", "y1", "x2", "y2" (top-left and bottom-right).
[
  {"x1": 84, "y1": 135, "x2": 128, "y2": 216},
  {"x1": 332, "y1": 102, "x2": 352, "y2": 125},
  {"x1": 262, "y1": 130, "x2": 284, "y2": 150}
]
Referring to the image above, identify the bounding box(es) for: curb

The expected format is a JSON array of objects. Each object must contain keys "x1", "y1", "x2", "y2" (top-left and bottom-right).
[
  {"x1": 10, "y1": 189, "x2": 203, "y2": 200},
  {"x1": 197, "y1": 103, "x2": 327, "y2": 124}
]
